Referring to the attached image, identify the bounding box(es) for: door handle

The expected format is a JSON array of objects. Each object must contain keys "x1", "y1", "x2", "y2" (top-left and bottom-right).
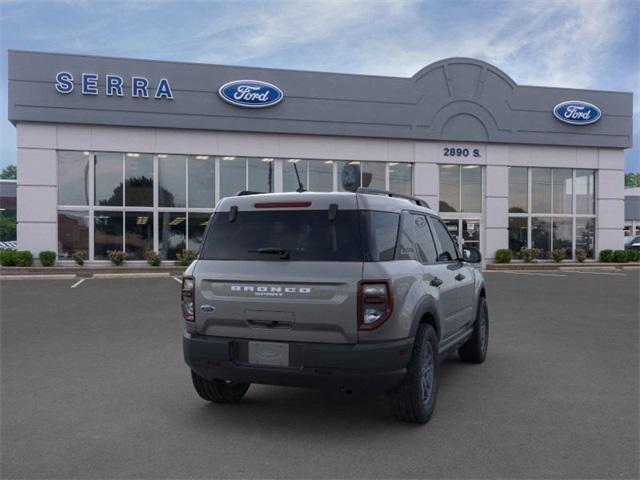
[
  {"x1": 455, "y1": 273, "x2": 466, "y2": 281},
  {"x1": 430, "y1": 277, "x2": 443, "y2": 287}
]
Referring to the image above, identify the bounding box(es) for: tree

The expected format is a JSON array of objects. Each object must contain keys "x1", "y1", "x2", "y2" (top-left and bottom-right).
[
  {"x1": 625, "y1": 172, "x2": 640, "y2": 188},
  {"x1": 1, "y1": 165, "x2": 16, "y2": 179}
]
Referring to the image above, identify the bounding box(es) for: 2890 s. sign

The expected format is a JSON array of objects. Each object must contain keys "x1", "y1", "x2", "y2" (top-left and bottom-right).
[
  {"x1": 553, "y1": 100, "x2": 601, "y2": 125},
  {"x1": 218, "y1": 80, "x2": 284, "y2": 108}
]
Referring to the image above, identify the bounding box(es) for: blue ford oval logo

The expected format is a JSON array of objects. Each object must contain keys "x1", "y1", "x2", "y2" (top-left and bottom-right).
[
  {"x1": 218, "y1": 80, "x2": 284, "y2": 108},
  {"x1": 553, "y1": 100, "x2": 601, "y2": 125}
]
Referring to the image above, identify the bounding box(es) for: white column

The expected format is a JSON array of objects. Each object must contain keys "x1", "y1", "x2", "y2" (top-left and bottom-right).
[
  {"x1": 596, "y1": 149, "x2": 625, "y2": 252},
  {"x1": 16, "y1": 123, "x2": 58, "y2": 257},
  {"x1": 414, "y1": 141, "x2": 438, "y2": 208},
  {"x1": 484, "y1": 165, "x2": 509, "y2": 261}
]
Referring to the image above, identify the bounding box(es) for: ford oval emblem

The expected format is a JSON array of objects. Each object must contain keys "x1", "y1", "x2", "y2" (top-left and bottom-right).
[
  {"x1": 218, "y1": 80, "x2": 284, "y2": 108},
  {"x1": 553, "y1": 100, "x2": 601, "y2": 125},
  {"x1": 200, "y1": 304, "x2": 216, "y2": 313}
]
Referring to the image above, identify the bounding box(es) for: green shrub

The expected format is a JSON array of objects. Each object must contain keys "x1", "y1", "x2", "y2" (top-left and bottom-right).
[
  {"x1": 599, "y1": 249, "x2": 614, "y2": 262},
  {"x1": 0, "y1": 249, "x2": 17, "y2": 266},
  {"x1": 144, "y1": 250, "x2": 161, "y2": 266},
  {"x1": 520, "y1": 248, "x2": 533, "y2": 263},
  {"x1": 15, "y1": 250, "x2": 34, "y2": 267},
  {"x1": 613, "y1": 250, "x2": 628, "y2": 263},
  {"x1": 39, "y1": 250, "x2": 56, "y2": 267},
  {"x1": 575, "y1": 249, "x2": 587, "y2": 263},
  {"x1": 177, "y1": 249, "x2": 198, "y2": 267},
  {"x1": 107, "y1": 250, "x2": 127, "y2": 266},
  {"x1": 551, "y1": 249, "x2": 565, "y2": 263},
  {"x1": 73, "y1": 250, "x2": 87, "y2": 266},
  {"x1": 626, "y1": 249, "x2": 639, "y2": 262},
  {"x1": 495, "y1": 249, "x2": 512, "y2": 263}
]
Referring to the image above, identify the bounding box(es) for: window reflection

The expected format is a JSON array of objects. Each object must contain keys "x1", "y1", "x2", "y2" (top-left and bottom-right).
[
  {"x1": 159, "y1": 212, "x2": 186, "y2": 260},
  {"x1": 95, "y1": 153, "x2": 123, "y2": 206},
  {"x1": 309, "y1": 160, "x2": 333, "y2": 192},
  {"x1": 461, "y1": 165, "x2": 481, "y2": 212},
  {"x1": 576, "y1": 218, "x2": 595, "y2": 258},
  {"x1": 552, "y1": 169, "x2": 572, "y2": 214},
  {"x1": 125, "y1": 153, "x2": 153, "y2": 207},
  {"x1": 531, "y1": 217, "x2": 551, "y2": 258},
  {"x1": 389, "y1": 163, "x2": 412, "y2": 196},
  {"x1": 361, "y1": 162, "x2": 385, "y2": 190},
  {"x1": 531, "y1": 168, "x2": 552, "y2": 213},
  {"x1": 248, "y1": 158, "x2": 273, "y2": 193},
  {"x1": 58, "y1": 151, "x2": 90, "y2": 205},
  {"x1": 158, "y1": 155, "x2": 186, "y2": 207},
  {"x1": 188, "y1": 156, "x2": 215, "y2": 208},
  {"x1": 125, "y1": 212, "x2": 153, "y2": 260},
  {"x1": 188, "y1": 212, "x2": 210, "y2": 252},
  {"x1": 94, "y1": 211, "x2": 123, "y2": 259},
  {"x1": 439, "y1": 165, "x2": 459, "y2": 212},
  {"x1": 58, "y1": 210, "x2": 89, "y2": 259},
  {"x1": 283, "y1": 159, "x2": 308, "y2": 192},
  {"x1": 552, "y1": 217, "x2": 572, "y2": 258},
  {"x1": 508, "y1": 167, "x2": 528, "y2": 213},
  {"x1": 576, "y1": 170, "x2": 595, "y2": 214},
  {"x1": 220, "y1": 157, "x2": 246, "y2": 199},
  {"x1": 508, "y1": 217, "x2": 527, "y2": 258}
]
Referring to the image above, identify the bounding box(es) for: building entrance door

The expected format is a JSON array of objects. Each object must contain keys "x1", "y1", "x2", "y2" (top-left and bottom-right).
[{"x1": 441, "y1": 218, "x2": 481, "y2": 254}]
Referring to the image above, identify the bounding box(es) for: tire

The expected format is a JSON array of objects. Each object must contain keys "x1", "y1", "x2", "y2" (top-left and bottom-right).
[
  {"x1": 458, "y1": 296, "x2": 489, "y2": 364},
  {"x1": 191, "y1": 371, "x2": 250, "y2": 404},
  {"x1": 387, "y1": 324, "x2": 439, "y2": 424}
]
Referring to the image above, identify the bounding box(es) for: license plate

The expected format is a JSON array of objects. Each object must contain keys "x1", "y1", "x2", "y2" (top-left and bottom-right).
[{"x1": 248, "y1": 341, "x2": 289, "y2": 367}]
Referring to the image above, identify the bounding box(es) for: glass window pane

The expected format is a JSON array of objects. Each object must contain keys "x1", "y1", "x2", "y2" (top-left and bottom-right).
[
  {"x1": 220, "y1": 157, "x2": 246, "y2": 199},
  {"x1": 531, "y1": 168, "x2": 552, "y2": 213},
  {"x1": 509, "y1": 167, "x2": 528, "y2": 213},
  {"x1": 361, "y1": 162, "x2": 385, "y2": 189},
  {"x1": 389, "y1": 163, "x2": 412, "y2": 196},
  {"x1": 431, "y1": 218, "x2": 459, "y2": 261},
  {"x1": 188, "y1": 212, "x2": 211, "y2": 252},
  {"x1": 461, "y1": 165, "x2": 481, "y2": 212},
  {"x1": 576, "y1": 218, "x2": 595, "y2": 259},
  {"x1": 94, "y1": 211, "x2": 123, "y2": 259},
  {"x1": 125, "y1": 212, "x2": 153, "y2": 260},
  {"x1": 439, "y1": 165, "x2": 459, "y2": 212},
  {"x1": 309, "y1": 160, "x2": 333, "y2": 192},
  {"x1": 462, "y1": 219, "x2": 480, "y2": 246},
  {"x1": 552, "y1": 217, "x2": 572, "y2": 258},
  {"x1": 188, "y1": 156, "x2": 215, "y2": 208},
  {"x1": 248, "y1": 158, "x2": 274, "y2": 193},
  {"x1": 125, "y1": 153, "x2": 153, "y2": 207},
  {"x1": 283, "y1": 159, "x2": 308, "y2": 192},
  {"x1": 95, "y1": 153, "x2": 123, "y2": 206},
  {"x1": 58, "y1": 151, "x2": 90, "y2": 205},
  {"x1": 531, "y1": 217, "x2": 551, "y2": 259},
  {"x1": 576, "y1": 170, "x2": 595, "y2": 214},
  {"x1": 553, "y1": 169, "x2": 572, "y2": 214},
  {"x1": 57, "y1": 210, "x2": 89, "y2": 259},
  {"x1": 363, "y1": 211, "x2": 399, "y2": 261},
  {"x1": 158, "y1": 155, "x2": 186, "y2": 208},
  {"x1": 508, "y1": 217, "x2": 527, "y2": 258},
  {"x1": 159, "y1": 212, "x2": 186, "y2": 260}
]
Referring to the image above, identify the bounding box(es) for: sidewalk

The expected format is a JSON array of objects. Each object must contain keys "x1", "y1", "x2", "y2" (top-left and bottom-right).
[
  {"x1": 0, "y1": 264, "x2": 186, "y2": 278},
  {"x1": 486, "y1": 262, "x2": 639, "y2": 271}
]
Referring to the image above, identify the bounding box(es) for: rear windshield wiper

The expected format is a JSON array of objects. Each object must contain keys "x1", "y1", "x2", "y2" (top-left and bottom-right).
[{"x1": 248, "y1": 247, "x2": 290, "y2": 260}]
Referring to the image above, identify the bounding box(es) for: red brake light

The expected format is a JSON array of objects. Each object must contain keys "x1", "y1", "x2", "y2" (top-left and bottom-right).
[
  {"x1": 358, "y1": 280, "x2": 393, "y2": 331},
  {"x1": 181, "y1": 276, "x2": 195, "y2": 322},
  {"x1": 254, "y1": 201, "x2": 312, "y2": 208}
]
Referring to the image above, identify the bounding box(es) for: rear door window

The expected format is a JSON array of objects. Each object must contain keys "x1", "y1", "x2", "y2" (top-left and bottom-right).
[
  {"x1": 201, "y1": 209, "x2": 363, "y2": 261},
  {"x1": 361, "y1": 211, "x2": 399, "y2": 261},
  {"x1": 430, "y1": 217, "x2": 459, "y2": 262},
  {"x1": 397, "y1": 212, "x2": 437, "y2": 263}
]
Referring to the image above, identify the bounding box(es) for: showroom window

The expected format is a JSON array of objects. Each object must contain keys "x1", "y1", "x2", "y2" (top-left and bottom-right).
[
  {"x1": 508, "y1": 168, "x2": 596, "y2": 259},
  {"x1": 335, "y1": 161, "x2": 409, "y2": 193},
  {"x1": 57, "y1": 152, "x2": 411, "y2": 261},
  {"x1": 438, "y1": 165, "x2": 482, "y2": 213}
]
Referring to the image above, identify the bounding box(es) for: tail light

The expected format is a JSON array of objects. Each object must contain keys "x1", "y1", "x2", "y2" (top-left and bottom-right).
[
  {"x1": 358, "y1": 280, "x2": 393, "y2": 330},
  {"x1": 181, "y1": 276, "x2": 195, "y2": 322}
]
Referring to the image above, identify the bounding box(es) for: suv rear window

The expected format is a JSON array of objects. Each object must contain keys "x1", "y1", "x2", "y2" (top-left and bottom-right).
[{"x1": 201, "y1": 210, "x2": 364, "y2": 261}]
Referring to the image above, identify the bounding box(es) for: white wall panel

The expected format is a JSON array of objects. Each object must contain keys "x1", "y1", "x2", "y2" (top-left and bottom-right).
[
  {"x1": 598, "y1": 148, "x2": 625, "y2": 170},
  {"x1": 335, "y1": 137, "x2": 388, "y2": 161},
  {"x1": 56, "y1": 125, "x2": 91, "y2": 150},
  {"x1": 597, "y1": 169, "x2": 625, "y2": 199},
  {"x1": 17, "y1": 222, "x2": 57, "y2": 254},
  {"x1": 484, "y1": 228, "x2": 508, "y2": 260},
  {"x1": 485, "y1": 197, "x2": 508, "y2": 229},
  {"x1": 91, "y1": 126, "x2": 156, "y2": 152},
  {"x1": 485, "y1": 165, "x2": 509, "y2": 198},
  {"x1": 596, "y1": 199, "x2": 624, "y2": 230},
  {"x1": 413, "y1": 162, "x2": 438, "y2": 197},
  {"x1": 387, "y1": 140, "x2": 414, "y2": 163},
  {"x1": 156, "y1": 129, "x2": 218, "y2": 155},
  {"x1": 277, "y1": 134, "x2": 337, "y2": 160},
  {"x1": 17, "y1": 149, "x2": 56, "y2": 186},
  {"x1": 16, "y1": 123, "x2": 56, "y2": 149},
  {"x1": 17, "y1": 185, "x2": 57, "y2": 222},
  {"x1": 218, "y1": 132, "x2": 279, "y2": 157}
]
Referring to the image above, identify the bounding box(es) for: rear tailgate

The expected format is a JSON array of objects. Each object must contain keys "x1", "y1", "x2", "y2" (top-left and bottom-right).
[{"x1": 193, "y1": 261, "x2": 362, "y2": 343}]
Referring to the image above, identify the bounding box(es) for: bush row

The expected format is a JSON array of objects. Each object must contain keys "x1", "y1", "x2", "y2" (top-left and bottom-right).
[
  {"x1": 495, "y1": 248, "x2": 640, "y2": 263},
  {"x1": 0, "y1": 248, "x2": 199, "y2": 267}
]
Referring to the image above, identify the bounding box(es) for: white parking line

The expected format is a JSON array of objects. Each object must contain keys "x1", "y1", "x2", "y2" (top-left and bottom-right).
[
  {"x1": 567, "y1": 270, "x2": 626, "y2": 276},
  {"x1": 173, "y1": 276, "x2": 182, "y2": 284},
  {"x1": 488, "y1": 271, "x2": 567, "y2": 277},
  {"x1": 70, "y1": 278, "x2": 86, "y2": 288}
]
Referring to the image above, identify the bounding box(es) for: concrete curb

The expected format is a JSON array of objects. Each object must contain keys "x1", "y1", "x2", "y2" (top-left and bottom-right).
[
  {"x1": 486, "y1": 262, "x2": 638, "y2": 271},
  {"x1": 0, "y1": 266, "x2": 185, "y2": 277}
]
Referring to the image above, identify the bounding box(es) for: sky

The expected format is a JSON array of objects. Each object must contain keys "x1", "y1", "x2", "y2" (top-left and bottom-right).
[{"x1": 0, "y1": 0, "x2": 638, "y2": 172}]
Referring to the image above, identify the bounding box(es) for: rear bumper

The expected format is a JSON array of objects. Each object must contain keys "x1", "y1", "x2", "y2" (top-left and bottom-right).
[{"x1": 183, "y1": 333, "x2": 413, "y2": 393}]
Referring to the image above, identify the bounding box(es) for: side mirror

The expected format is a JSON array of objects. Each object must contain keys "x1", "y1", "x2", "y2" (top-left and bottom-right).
[{"x1": 462, "y1": 247, "x2": 482, "y2": 263}]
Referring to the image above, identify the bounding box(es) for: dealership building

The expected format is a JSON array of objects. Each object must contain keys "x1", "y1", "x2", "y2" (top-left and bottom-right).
[{"x1": 7, "y1": 50, "x2": 633, "y2": 262}]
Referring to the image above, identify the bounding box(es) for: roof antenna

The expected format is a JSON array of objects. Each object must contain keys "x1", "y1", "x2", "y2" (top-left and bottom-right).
[{"x1": 293, "y1": 163, "x2": 306, "y2": 193}]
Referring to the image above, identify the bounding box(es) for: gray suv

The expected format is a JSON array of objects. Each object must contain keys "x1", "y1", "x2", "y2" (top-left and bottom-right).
[{"x1": 182, "y1": 189, "x2": 488, "y2": 423}]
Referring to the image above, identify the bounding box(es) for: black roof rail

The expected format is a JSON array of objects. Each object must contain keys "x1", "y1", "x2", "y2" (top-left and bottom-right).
[
  {"x1": 235, "y1": 190, "x2": 266, "y2": 196},
  {"x1": 356, "y1": 188, "x2": 430, "y2": 209}
]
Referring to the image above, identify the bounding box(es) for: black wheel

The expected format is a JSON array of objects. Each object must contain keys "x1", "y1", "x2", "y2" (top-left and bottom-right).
[
  {"x1": 191, "y1": 371, "x2": 250, "y2": 404},
  {"x1": 458, "y1": 296, "x2": 489, "y2": 364},
  {"x1": 387, "y1": 324, "x2": 439, "y2": 424}
]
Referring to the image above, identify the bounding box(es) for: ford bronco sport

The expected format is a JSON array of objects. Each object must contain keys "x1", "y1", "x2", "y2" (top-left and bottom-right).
[{"x1": 182, "y1": 188, "x2": 488, "y2": 423}]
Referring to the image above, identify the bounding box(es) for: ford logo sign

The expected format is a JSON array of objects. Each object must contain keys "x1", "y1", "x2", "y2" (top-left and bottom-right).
[
  {"x1": 218, "y1": 80, "x2": 284, "y2": 108},
  {"x1": 553, "y1": 100, "x2": 601, "y2": 125}
]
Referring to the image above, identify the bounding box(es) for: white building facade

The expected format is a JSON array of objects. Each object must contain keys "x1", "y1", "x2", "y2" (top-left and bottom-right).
[{"x1": 8, "y1": 51, "x2": 633, "y2": 262}]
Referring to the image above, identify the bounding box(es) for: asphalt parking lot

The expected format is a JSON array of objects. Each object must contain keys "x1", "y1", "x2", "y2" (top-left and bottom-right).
[{"x1": 1, "y1": 270, "x2": 638, "y2": 479}]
